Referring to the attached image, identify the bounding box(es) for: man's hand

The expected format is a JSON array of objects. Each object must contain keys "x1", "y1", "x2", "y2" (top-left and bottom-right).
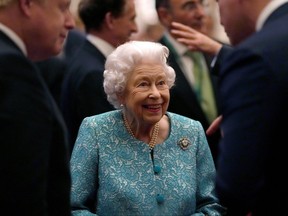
[{"x1": 206, "y1": 115, "x2": 222, "y2": 136}]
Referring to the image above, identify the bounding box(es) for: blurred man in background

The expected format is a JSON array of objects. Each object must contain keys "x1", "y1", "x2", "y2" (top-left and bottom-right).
[
  {"x1": 0, "y1": 0, "x2": 74, "y2": 215},
  {"x1": 60, "y1": 0, "x2": 138, "y2": 153}
]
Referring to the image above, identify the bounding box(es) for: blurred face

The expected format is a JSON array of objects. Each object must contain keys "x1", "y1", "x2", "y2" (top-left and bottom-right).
[
  {"x1": 111, "y1": 0, "x2": 138, "y2": 46},
  {"x1": 26, "y1": 0, "x2": 75, "y2": 60},
  {"x1": 217, "y1": 0, "x2": 254, "y2": 45},
  {"x1": 122, "y1": 64, "x2": 170, "y2": 126},
  {"x1": 160, "y1": 0, "x2": 206, "y2": 32}
]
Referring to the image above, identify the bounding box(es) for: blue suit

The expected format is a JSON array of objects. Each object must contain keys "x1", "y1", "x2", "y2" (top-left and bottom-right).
[{"x1": 216, "y1": 3, "x2": 288, "y2": 215}]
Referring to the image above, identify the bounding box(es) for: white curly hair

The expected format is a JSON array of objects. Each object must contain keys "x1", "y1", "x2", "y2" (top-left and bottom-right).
[{"x1": 103, "y1": 40, "x2": 176, "y2": 109}]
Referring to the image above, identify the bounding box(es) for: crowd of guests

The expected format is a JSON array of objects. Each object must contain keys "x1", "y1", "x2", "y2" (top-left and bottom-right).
[{"x1": 1, "y1": 0, "x2": 288, "y2": 215}]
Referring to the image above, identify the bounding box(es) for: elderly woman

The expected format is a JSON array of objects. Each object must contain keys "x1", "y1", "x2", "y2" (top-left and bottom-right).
[{"x1": 70, "y1": 41, "x2": 226, "y2": 215}]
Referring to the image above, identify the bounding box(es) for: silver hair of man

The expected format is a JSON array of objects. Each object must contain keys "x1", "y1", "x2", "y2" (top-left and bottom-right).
[{"x1": 103, "y1": 40, "x2": 176, "y2": 109}]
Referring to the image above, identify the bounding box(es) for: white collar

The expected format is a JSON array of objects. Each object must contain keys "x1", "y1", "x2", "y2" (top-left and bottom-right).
[
  {"x1": 164, "y1": 31, "x2": 189, "y2": 56},
  {"x1": 256, "y1": 0, "x2": 288, "y2": 31},
  {"x1": 86, "y1": 34, "x2": 115, "y2": 58}
]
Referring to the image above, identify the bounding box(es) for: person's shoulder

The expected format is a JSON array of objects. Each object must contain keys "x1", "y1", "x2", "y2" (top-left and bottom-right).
[
  {"x1": 166, "y1": 112, "x2": 201, "y2": 126},
  {"x1": 66, "y1": 42, "x2": 105, "y2": 70},
  {"x1": 80, "y1": 110, "x2": 120, "y2": 134},
  {"x1": 0, "y1": 36, "x2": 27, "y2": 62},
  {"x1": 0, "y1": 32, "x2": 21, "y2": 54},
  {"x1": 64, "y1": 29, "x2": 86, "y2": 57},
  {"x1": 64, "y1": 49, "x2": 105, "y2": 82},
  {"x1": 0, "y1": 43, "x2": 36, "y2": 76},
  {"x1": 84, "y1": 110, "x2": 120, "y2": 122}
]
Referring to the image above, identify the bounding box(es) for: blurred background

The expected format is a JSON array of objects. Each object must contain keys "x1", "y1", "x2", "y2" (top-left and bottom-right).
[{"x1": 69, "y1": 0, "x2": 229, "y2": 44}]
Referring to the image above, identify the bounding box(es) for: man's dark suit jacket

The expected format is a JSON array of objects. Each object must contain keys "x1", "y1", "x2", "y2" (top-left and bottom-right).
[
  {"x1": 36, "y1": 57, "x2": 67, "y2": 107},
  {"x1": 159, "y1": 36, "x2": 221, "y2": 163},
  {"x1": 60, "y1": 40, "x2": 115, "y2": 153},
  {"x1": 0, "y1": 32, "x2": 71, "y2": 215},
  {"x1": 216, "y1": 3, "x2": 288, "y2": 215},
  {"x1": 211, "y1": 44, "x2": 233, "y2": 76}
]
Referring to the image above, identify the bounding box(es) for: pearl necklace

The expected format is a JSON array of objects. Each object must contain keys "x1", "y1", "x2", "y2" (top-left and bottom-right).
[{"x1": 123, "y1": 112, "x2": 159, "y2": 151}]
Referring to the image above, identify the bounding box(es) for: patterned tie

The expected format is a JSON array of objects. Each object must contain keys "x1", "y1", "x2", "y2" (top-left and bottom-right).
[{"x1": 185, "y1": 51, "x2": 217, "y2": 124}]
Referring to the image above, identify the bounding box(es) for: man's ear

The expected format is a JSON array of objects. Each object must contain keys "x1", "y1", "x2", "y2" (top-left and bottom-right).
[
  {"x1": 105, "y1": 12, "x2": 115, "y2": 29},
  {"x1": 157, "y1": 7, "x2": 173, "y2": 28},
  {"x1": 18, "y1": 0, "x2": 34, "y2": 16}
]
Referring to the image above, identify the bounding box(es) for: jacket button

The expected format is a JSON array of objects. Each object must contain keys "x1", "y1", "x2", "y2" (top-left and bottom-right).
[
  {"x1": 154, "y1": 165, "x2": 161, "y2": 174},
  {"x1": 156, "y1": 194, "x2": 164, "y2": 203}
]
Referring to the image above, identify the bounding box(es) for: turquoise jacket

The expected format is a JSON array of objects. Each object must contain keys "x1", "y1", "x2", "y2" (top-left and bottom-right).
[{"x1": 70, "y1": 110, "x2": 225, "y2": 215}]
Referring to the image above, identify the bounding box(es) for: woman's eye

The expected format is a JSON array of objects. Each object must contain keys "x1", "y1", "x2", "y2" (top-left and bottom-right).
[{"x1": 138, "y1": 82, "x2": 149, "y2": 87}]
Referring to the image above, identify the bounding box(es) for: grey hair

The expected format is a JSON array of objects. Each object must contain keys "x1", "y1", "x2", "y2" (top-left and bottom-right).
[{"x1": 103, "y1": 40, "x2": 176, "y2": 109}]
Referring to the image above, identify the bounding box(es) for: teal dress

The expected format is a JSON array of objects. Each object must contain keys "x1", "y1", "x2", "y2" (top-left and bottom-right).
[{"x1": 70, "y1": 110, "x2": 225, "y2": 215}]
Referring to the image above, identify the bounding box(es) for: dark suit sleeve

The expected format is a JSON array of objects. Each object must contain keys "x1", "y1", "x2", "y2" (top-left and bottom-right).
[
  {"x1": 216, "y1": 48, "x2": 272, "y2": 214},
  {"x1": 0, "y1": 55, "x2": 70, "y2": 215},
  {"x1": 211, "y1": 44, "x2": 233, "y2": 76}
]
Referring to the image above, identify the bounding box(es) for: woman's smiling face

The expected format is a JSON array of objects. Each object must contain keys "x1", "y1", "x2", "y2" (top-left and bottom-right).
[{"x1": 121, "y1": 63, "x2": 170, "y2": 125}]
